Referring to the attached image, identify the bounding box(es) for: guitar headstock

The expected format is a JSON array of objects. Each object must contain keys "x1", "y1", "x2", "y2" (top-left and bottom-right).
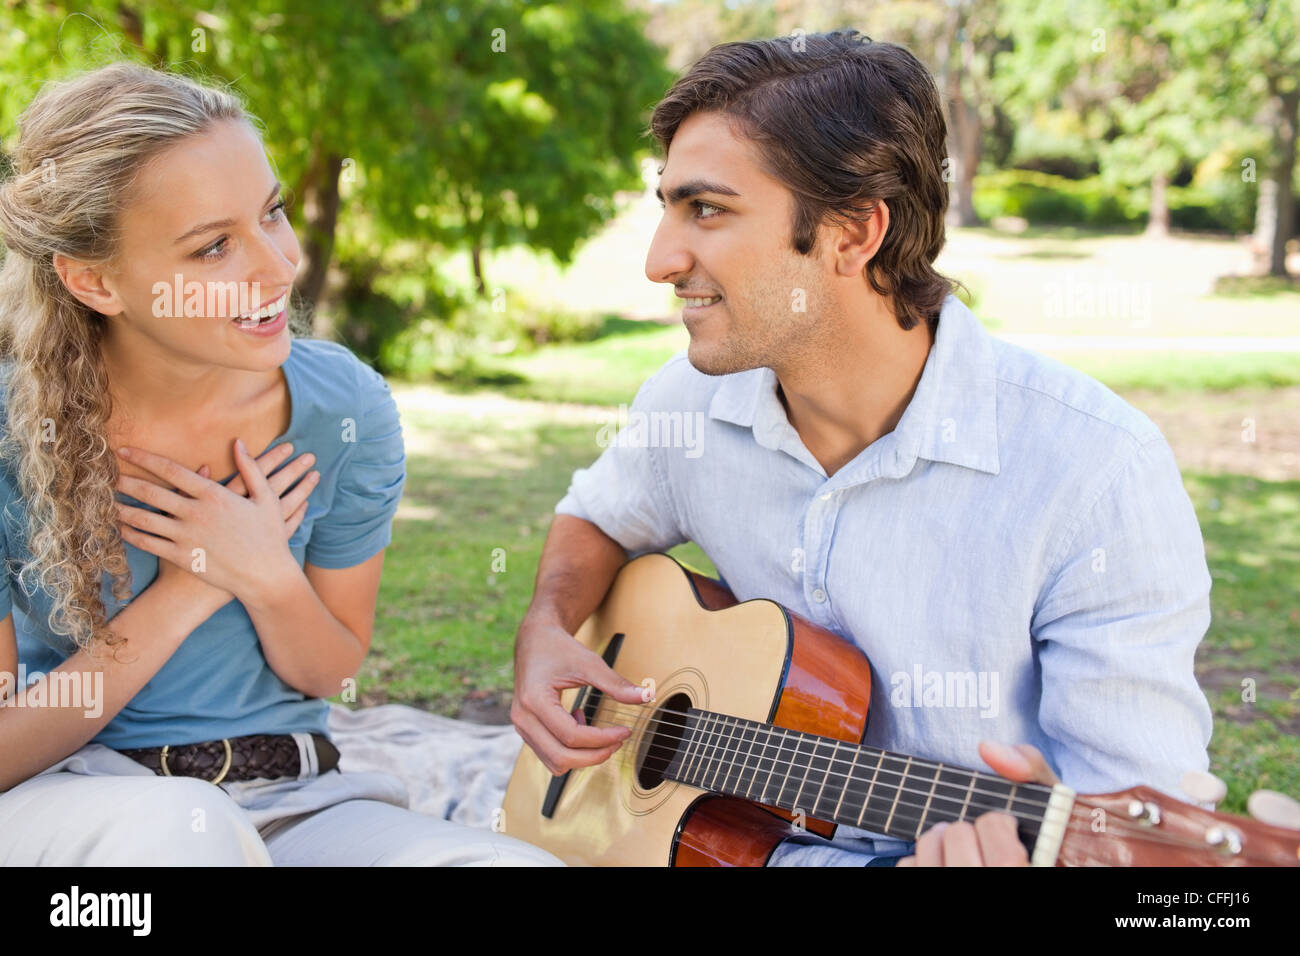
[{"x1": 1060, "y1": 786, "x2": 1300, "y2": 866}]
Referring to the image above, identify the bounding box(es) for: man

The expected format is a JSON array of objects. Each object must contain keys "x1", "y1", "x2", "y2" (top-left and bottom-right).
[{"x1": 511, "y1": 30, "x2": 1218, "y2": 866}]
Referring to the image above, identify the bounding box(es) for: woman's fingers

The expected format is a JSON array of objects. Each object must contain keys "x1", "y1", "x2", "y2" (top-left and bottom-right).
[
  {"x1": 278, "y1": 468, "x2": 320, "y2": 521},
  {"x1": 284, "y1": 498, "x2": 309, "y2": 540},
  {"x1": 225, "y1": 442, "x2": 298, "y2": 496}
]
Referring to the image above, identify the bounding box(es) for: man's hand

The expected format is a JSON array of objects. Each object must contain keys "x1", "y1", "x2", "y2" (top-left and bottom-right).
[
  {"x1": 510, "y1": 612, "x2": 649, "y2": 776},
  {"x1": 897, "y1": 741, "x2": 1058, "y2": 867}
]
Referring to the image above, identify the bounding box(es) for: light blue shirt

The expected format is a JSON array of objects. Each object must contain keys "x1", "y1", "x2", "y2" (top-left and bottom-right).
[
  {"x1": 556, "y1": 293, "x2": 1214, "y2": 866},
  {"x1": 1, "y1": 337, "x2": 407, "y2": 749}
]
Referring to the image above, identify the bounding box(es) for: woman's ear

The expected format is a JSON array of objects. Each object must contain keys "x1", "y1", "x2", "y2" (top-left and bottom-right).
[{"x1": 51, "y1": 254, "x2": 125, "y2": 317}]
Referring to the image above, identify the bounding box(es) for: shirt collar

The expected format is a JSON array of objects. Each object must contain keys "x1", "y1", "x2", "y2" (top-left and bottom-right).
[{"x1": 707, "y1": 293, "x2": 1001, "y2": 478}]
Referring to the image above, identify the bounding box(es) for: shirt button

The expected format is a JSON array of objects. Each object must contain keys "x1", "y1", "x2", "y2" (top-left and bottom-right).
[
  {"x1": 819, "y1": 492, "x2": 832, "y2": 501},
  {"x1": 812, "y1": 588, "x2": 827, "y2": 603}
]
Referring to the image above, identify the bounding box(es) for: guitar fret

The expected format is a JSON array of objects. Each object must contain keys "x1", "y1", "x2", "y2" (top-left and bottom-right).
[
  {"x1": 733, "y1": 719, "x2": 759, "y2": 796},
  {"x1": 706, "y1": 714, "x2": 730, "y2": 790},
  {"x1": 709, "y1": 716, "x2": 740, "y2": 793},
  {"x1": 810, "y1": 739, "x2": 841, "y2": 821},
  {"x1": 914, "y1": 761, "x2": 944, "y2": 840},
  {"x1": 685, "y1": 712, "x2": 714, "y2": 786},
  {"x1": 701, "y1": 713, "x2": 726, "y2": 789},
  {"x1": 785, "y1": 731, "x2": 813, "y2": 814},
  {"x1": 833, "y1": 744, "x2": 861, "y2": 821},
  {"x1": 856, "y1": 750, "x2": 887, "y2": 827},
  {"x1": 882, "y1": 755, "x2": 912, "y2": 833}
]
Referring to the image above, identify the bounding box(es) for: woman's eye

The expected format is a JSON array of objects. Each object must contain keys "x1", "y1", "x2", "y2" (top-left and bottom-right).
[
  {"x1": 192, "y1": 199, "x2": 288, "y2": 261},
  {"x1": 195, "y1": 237, "x2": 227, "y2": 261}
]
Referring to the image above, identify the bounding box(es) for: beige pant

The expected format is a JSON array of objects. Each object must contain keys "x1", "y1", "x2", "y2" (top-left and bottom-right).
[{"x1": 0, "y1": 736, "x2": 562, "y2": 866}]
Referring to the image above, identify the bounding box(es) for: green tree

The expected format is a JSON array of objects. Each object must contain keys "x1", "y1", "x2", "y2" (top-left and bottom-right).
[{"x1": 0, "y1": 1, "x2": 672, "y2": 333}]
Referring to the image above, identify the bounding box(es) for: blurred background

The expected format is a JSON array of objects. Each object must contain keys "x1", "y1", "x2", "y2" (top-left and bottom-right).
[{"x1": 2, "y1": 0, "x2": 1296, "y2": 812}]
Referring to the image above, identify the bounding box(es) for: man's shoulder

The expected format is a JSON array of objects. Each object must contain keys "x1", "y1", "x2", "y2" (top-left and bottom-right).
[{"x1": 988, "y1": 337, "x2": 1164, "y2": 452}]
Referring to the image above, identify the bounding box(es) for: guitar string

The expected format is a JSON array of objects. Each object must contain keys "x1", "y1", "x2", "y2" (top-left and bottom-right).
[
  {"x1": 574, "y1": 710, "x2": 1275, "y2": 857},
  {"x1": 583, "y1": 724, "x2": 1277, "y2": 859},
  {"x1": 586, "y1": 703, "x2": 1056, "y2": 806}
]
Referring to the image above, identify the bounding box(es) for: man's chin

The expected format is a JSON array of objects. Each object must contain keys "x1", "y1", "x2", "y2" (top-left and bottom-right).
[{"x1": 686, "y1": 339, "x2": 757, "y2": 377}]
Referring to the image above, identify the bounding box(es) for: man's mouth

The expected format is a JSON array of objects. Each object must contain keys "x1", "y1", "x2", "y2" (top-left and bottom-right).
[{"x1": 681, "y1": 295, "x2": 722, "y2": 309}]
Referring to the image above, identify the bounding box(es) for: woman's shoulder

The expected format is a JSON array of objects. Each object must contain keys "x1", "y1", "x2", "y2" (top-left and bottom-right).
[{"x1": 287, "y1": 337, "x2": 394, "y2": 410}]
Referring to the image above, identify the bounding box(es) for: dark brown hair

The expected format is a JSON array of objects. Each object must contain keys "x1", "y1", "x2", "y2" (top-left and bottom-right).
[{"x1": 650, "y1": 30, "x2": 957, "y2": 333}]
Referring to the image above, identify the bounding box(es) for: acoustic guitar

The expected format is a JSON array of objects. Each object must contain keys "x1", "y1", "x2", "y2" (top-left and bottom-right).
[{"x1": 503, "y1": 553, "x2": 1300, "y2": 866}]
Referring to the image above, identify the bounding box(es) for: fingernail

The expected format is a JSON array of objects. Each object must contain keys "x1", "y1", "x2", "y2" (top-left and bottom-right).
[
  {"x1": 116, "y1": 447, "x2": 131, "y2": 459},
  {"x1": 236, "y1": 439, "x2": 247, "y2": 455},
  {"x1": 303, "y1": 454, "x2": 315, "y2": 466}
]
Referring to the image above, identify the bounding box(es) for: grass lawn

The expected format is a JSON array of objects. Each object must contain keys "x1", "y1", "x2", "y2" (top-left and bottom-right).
[{"x1": 352, "y1": 352, "x2": 1299, "y2": 816}]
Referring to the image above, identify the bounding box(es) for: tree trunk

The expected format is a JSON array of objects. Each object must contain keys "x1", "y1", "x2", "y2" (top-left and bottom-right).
[
  {"x1": 1146, "y1": 171, "x2": 1169, "y2": 237},
  {"x1": 295, "y1": 152, "x2": 344, "y2": 336},
  {"x1": 1263, "y1": 86, "x2": 1298, "y2": 277},
  {"x1": 939, "y1": 2, "x2": 983, "y2": 228},
  {"x1": 471, "y1": 244, "x2": 487, "y2": 297}
]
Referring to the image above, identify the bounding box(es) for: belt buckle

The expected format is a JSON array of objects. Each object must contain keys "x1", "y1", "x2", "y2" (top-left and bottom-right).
[{"x1": 159, "y1": 738, "x2": 234, "y2": 785}]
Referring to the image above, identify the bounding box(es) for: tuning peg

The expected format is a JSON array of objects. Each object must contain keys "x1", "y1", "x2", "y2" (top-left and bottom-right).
[
  {"x1": 1247, "y1": 790, "x2": 1300, "y2": 830},
  {"x1": 1180, "y1": 770, "x2": 1228, "y2": 806}
]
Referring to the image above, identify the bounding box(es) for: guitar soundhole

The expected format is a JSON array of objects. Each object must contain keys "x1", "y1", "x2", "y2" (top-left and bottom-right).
[{"x1": 636, "y1": 692, "x2": 692, "y2": 791}]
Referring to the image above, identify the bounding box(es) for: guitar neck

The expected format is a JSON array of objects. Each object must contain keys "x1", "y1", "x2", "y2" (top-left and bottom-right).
[{"x1": 665, "y1": 708, "x2": 1054, "y2": 844}]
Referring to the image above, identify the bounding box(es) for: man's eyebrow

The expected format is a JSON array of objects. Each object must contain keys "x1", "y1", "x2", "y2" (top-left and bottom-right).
[
  {"x1": 654, "y1": 179, "x2": 742, "y2": 205},
  {"x1": 173, "y1": 181, "x2": 283, "y2": 244}
]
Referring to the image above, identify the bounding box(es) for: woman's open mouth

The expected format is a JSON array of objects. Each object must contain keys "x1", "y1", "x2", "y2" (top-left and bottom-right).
[{"x1": 232, "y1": 293, "x2": 288, "y2": 334}]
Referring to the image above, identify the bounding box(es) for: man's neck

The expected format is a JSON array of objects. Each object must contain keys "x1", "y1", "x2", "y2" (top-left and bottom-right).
[{"x1": 775, "y1": 297, "x2": 935, "y2": 478}]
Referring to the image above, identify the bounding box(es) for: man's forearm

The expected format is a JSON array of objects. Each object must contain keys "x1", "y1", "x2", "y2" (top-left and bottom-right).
[{"x1": 524, "y1": 514, "x2": 628, "y2": 634}]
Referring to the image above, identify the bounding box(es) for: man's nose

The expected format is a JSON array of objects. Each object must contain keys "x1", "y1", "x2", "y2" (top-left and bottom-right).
[{"x1": 644, "y1": 217, "x2": 692, "y2": 285}]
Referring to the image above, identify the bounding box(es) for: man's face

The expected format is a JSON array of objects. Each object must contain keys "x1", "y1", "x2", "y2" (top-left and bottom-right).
[{"x1": 645, "y1": 111, "x2": 832, "y2": 376}]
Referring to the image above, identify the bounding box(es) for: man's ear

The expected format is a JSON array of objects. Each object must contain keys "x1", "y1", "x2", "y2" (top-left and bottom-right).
[
  {"x1": 831, "y1": 199, "x2": 890, "y2": 278},
  {"x1": 52, "y1": 254, "x2": 125, "y2": 317}
]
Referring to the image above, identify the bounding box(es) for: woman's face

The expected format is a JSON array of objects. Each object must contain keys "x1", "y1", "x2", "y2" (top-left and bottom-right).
[{"x1": 98, "y1": 118, "x2": 300, "y2": 369}]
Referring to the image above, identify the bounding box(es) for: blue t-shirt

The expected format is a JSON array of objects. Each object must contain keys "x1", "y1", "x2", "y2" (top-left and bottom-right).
[{"x1": 0, "y1": 337, "x2": 407, "y2": 748}]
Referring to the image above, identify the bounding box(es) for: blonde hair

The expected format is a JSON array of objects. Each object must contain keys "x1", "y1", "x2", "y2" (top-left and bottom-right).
[{"x1": 0, "y1": 61, "x2": 271, "y2": 655}]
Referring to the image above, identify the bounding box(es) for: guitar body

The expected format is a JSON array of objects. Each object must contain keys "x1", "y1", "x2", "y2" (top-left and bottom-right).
[{"x1": 502, "y1": 553, "x2": 873, "y2": 866}]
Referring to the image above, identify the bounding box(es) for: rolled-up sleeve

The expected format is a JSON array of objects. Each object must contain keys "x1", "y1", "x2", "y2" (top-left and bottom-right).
[
  {"x1": 304, "y1": 362, "x2": 407, "y2": 570},
  {"x1": 554, "y1": 371, "x2": 687, "y2": 555},
  {"x1": 1030, "y1": 435, "x2": 1213, "y2": 804}
]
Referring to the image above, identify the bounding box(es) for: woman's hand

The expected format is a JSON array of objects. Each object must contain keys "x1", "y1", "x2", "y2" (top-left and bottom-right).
[{"x1": 116, "y1": 440, "x2": 319, "y2": 605}]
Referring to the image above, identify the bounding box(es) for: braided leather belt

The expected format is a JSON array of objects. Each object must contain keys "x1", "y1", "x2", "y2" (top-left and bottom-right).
[{"x1": 119, "y1": 733, "x2": 340, "y2": 784}]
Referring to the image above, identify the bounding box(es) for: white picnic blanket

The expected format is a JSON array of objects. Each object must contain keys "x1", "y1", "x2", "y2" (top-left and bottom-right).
[{"x1": 325, "y1": 702, "x2": 523, "y2": 828}]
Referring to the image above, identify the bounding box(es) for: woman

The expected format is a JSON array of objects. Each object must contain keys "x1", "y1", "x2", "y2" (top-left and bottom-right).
[{"x1": 0, "y1": 61, "x2": 559, "y2": 866}]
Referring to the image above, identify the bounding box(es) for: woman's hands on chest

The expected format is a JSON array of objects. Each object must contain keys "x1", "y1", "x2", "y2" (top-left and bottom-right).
[{"x1": 116, "y1": 438, "x2": 320, "y2": 605}]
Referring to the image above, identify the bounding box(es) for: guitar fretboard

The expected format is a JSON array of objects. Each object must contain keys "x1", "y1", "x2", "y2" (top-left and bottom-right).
[{"x1": 664, "y1": 708, "x2": 1051, "y2": 844}]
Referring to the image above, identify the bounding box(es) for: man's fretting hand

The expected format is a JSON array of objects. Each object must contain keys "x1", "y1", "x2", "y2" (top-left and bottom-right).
[{"x1": 896, "y1": 741, "x2": 1058, "y2": 867}]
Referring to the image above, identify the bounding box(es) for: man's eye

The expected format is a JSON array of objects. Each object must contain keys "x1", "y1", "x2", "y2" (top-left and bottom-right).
[{"x1": 693, "y1": 201, "x2": 723, "y2": 219}]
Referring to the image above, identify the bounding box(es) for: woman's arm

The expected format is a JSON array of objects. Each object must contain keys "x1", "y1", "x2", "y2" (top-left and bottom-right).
[
  {"x1": 0, "y1": 573, "x2": 230, "y2": 792},
  {"x1": 236, "y1": 552, "x2": 383, "y2": 700}
]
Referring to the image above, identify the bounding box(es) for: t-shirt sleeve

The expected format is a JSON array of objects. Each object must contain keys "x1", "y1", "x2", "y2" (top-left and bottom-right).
[
  {"x1": 304, "y1": 359, "x2": 407, "y2": 570},
  {"x1": 553, "y1": 364, "x2": 687, "y2": 555}
]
